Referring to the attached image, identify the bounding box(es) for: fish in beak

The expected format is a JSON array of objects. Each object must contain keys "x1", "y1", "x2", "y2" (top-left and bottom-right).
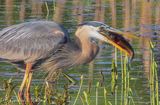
[
  {"x1": 78, "y1": 21, "x2": 134, "y2": 59},
  {"x1": 98, "y1": 26, "x2": 134, "y2": 59}
]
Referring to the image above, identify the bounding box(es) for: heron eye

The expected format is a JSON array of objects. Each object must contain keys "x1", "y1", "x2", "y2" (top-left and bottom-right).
[
  {"x1": 90, "y1": 37, "x2": 98, "y2": 43},
  {"x1": 99, "y1": 27, "x2": 106, "y2": 34},
  {"x1": 99, "y1": 26, "x2": 106, "y2": 31}
]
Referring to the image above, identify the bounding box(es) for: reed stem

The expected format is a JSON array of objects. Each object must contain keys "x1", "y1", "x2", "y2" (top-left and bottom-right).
[{"x1": 73, "y1": 75, "x2": 84, "y2": 105}]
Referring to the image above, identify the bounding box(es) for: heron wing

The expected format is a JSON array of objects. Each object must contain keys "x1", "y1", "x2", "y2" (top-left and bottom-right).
[{"x1": 0, "y1": 21, "x2": 69, "y2": 62}]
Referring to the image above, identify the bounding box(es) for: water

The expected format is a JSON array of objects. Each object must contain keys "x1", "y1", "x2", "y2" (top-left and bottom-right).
[{"x1": 0, "y1": 0, "x2": 159, "y2": 105}]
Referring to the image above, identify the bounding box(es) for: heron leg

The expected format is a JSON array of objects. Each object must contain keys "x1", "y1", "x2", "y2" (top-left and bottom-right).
[
  {"x1": 18, "y1": 63, "x2": 32, "y2": 105},
  {"x1": 26, "y1": 71, "x2": 33, "y2": 105}
]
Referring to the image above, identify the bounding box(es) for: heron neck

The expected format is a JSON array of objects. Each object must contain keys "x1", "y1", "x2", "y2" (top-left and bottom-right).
[
  {"x1": 74, "y1": 35, "x2": 99, "y2": 64},
  {"x1": 40, "y1": 35, "x2": 99, "y2": 72}
]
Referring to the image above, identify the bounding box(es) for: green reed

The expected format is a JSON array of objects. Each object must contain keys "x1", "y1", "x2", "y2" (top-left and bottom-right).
[
  {"x1": 0, "y1": 78, "x2": 17, "y2": 105},
  {"x1": 109, "y1": 47, "x2": 135, "y2": 105},
  {"x1": 150, "y1": 41, "x2": 159, "y2": 105},
  {"x1": 83, "y1": 91, "x2": 90, "y2": 105},
  {"x1": 73, "y1": 75, "x2": 83, "y2": 105},
  {"x1": 103, "y1": 87, "x2": 107, "y2": 105},
  {"x1": 120, "y1": 51, "x2": 135, "y2": 105},
  {"x1": 112, "y1": 48, "x2": 127, "y2": 105},
  {"x1": 111, "y1": 48, "x2": 118, "y2": 105},
  {"x1": 96, "y1": 82, "x2": 99, "y2": 105},
  {"x1": 123, "y1": 54, "x2": 128, "y2": 105},
  {"x1": 111, "y1": 59, "x2": 118, "y2": 105},
  {"x1": 45, "y1": 2, "x2": 49, "y2": 19}
]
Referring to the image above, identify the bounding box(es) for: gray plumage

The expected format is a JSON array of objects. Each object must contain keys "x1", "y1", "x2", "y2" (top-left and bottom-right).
[
  {"x1": 0, "y1": 21, "x2": 100, "y2": 73},
  {"x1": 0, "y1": 21, "x2": 68, "y2": 63}
]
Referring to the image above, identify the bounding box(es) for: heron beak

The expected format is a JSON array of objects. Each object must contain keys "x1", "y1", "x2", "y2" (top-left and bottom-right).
[{"x1": 98, "y1": 26, "x2": 134, "y2": 59}]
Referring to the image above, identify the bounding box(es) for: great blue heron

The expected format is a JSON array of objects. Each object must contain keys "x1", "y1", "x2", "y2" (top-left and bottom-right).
[{"x1": 0, "y1": 21, "x2": 134, "y2": 105}]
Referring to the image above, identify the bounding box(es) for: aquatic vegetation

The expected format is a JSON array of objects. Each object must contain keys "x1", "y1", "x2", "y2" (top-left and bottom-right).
[
  {"x1": 149, "y1": 41, "x2": 159, "y2": 105},
  {"x1": 73, "y1": 75, "x2": 83, "y2": 105},
  {"x1": 0, "y1": 0, "x2": 160, "y2": 105},
  {"x1": 0, "y1": 79, "x2": 17, "y2": 105},
  {"x1": 0, "y1": 45, "x2": 159, "y2": 105}
]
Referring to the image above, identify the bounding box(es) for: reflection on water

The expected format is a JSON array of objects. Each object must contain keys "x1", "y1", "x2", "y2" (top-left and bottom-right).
[
  {"x1": 140, "y1": 1, "x2": 152, "y2": 78},
  {"x1": 0, "y1": 0, "x2": 159, "y2": 105},
  {"x1": 19, "y1": 0, "x2": 25, "y2": 21},
  {"x1": 5, "y1": 0, "x2": 13, "y2": 25}
]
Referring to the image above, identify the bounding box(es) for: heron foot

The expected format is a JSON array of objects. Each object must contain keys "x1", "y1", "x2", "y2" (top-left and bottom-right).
[
  {"x1": 18, "y1": 63, "x2": 33, "y2": 105},
  {"x1": 25, "y1": 72, "x2": 33, "y2": 105},
  {"x1": 18, "y1": 91, "x2": 25, "y2": 105},
  {"x1": 25, "y1": 91, "x2": 33, "y2": 105}
]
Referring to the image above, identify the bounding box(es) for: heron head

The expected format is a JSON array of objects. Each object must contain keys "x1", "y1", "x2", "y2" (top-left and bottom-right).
[{"x1": 77, "y1": 21, "x2": 134, "y2": 59}]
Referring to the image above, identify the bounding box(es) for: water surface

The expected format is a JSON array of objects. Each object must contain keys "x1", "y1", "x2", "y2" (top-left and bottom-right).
[{"x1": 0, "y1": 0, "x2": 159, "y2": 105}]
